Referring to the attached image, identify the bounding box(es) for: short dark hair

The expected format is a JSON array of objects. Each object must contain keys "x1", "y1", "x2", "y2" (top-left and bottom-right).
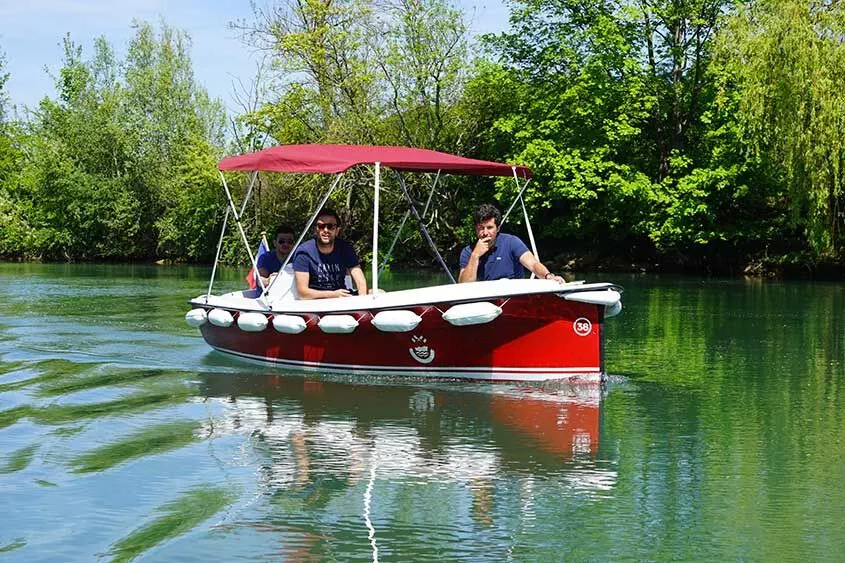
[
  {"x1": 474, "y1": 203, "x2": 502, "y2": 226},
  {"x1": 274, "y1": 225, "x2": 295, "y2": 239},
  {"x1": 316, "y1": 209, "x2": 341, "y2": 226}
]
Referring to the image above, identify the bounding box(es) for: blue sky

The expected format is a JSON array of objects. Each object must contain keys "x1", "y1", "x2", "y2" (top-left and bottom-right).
[{"x1": 1, "y1": 0, "x2": 510, "y2": 114}]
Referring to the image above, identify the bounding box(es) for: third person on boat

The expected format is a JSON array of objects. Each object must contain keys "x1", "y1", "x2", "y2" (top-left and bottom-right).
[{"x1": 458, "y1": 203, "x2": 565, "y2": 284}]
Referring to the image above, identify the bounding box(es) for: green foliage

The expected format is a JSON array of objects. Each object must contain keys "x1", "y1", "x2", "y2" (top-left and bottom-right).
[
  {"x1": 715, "y1": 0, "x2": 845, "y2": 255},
  {"x1": 229, "y1": 0, "x2": 477, "y2": 265},
  {"x1": 2, "y1": 2, "x2": 845, "y2": 271},
  {"x1": 472, "y1": 0, "x2": 666, "y2": 252},
  {"x1": 465, "y1": 0, "x2": 815, "y2": 269},
  {"x1": 1, "y1": 23, "x2": 226, "y2": 262},
  {"x1": 155, "y1": 137, "x2": 225, "y2": 261},
  {"x1": 0, "y1": 48, "x2": 30, "y2": 256},
  {"x1": 0, "y1": 47, "x2": 8, "y2": 122}
]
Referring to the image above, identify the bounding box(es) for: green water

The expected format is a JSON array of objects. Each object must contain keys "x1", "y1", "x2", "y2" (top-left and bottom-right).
[{"x1": 0, "y1": 263, "x2": 842, "y2": 561}]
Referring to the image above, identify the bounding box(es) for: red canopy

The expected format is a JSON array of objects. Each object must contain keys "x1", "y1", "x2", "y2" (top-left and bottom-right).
[{"x1": 217, "y1": 144, "x2": 531, "y2": 178}]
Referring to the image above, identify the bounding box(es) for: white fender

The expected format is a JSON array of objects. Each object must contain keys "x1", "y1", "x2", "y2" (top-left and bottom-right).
[
  {"x1": 318, "y1": 314, "x2": 359, "y2": 334},
  {"x1": 208, "y1": 308, "x2": 234, "y2": 328},
  {"x1": 442, "y1": 302, "x2": 502, "y2": 326},
  {"x1": 185, "y1": 308, "x2": 207, "y2": 327},
  {"x1": 237, "y1": 311, "x2": 269, "y2": 332},
  {"x1": 605, "y1": 300, "x2": 623, "y2": 318},
  {"x1": 372, "y1": 310, "x2": 422, "y2": 332},
  {"x1": 564, "y1": 290, "x2": 621, "y2": 307},
  {"x1": 273, "y1": 314, "x2": 307, "y2": 334}
]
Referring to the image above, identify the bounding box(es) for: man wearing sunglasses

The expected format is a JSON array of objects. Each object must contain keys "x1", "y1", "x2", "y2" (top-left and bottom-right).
[
  {"x1": 292, "y1": 209, "x2": 368, "y2": 299},
  {"x1": 257, "y1": 225, "x2": 296, "y2": 288},
  {"x1": 458, "y1": 203, "x2": 565, "y2": 284}
]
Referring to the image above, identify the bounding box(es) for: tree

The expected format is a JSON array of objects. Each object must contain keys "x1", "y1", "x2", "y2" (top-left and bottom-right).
[
  {"x1": 0, "y1": 46, "x2": 30, "y2": 258},
  {"x1": 474, "y1": 0, "x2": 661, "y2": 251},
  {"x1": 232, "y1": 0, "x2": 476, "y2": 265},
  {"x1": 12, "y1": 35, "x2": 142, "y2": 260},
  {"x1": 122, "y1": 20, "x2": 227, "y2": 260},
  {"x1": 0, "y1": 45, "x2": 15, "y2": 182},
  {"x1": 232, "y1": 0, "x2": 379, "y2": 142},
  {"x1": 7, "y1": 23, "x2": 227, "y2": 262},
  {"x1": 376, "y1": 0, "x2": 468, "y2": 149},
  {"x1": 0, "y1": 46, "x2": 9, "y2": 122},
  {"x1": 715, "y1": 0, "x2": 845, "y2": 255},
  {"x1": 468, "y1": 0, "x2": 786, "y2": 270},
  {"x1": 638, "y1": 0, "x2": 727, "y2": 179}
]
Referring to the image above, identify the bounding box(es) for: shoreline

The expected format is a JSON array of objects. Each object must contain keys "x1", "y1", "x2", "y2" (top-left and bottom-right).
[{"x1": 2, "y1": 253, "x2": 843, "y2": 280}]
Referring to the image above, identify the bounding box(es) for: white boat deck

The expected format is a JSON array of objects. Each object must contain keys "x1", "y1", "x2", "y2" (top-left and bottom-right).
[{"x1": 190, "y1": 278, "x2": 621, "y2": 314}]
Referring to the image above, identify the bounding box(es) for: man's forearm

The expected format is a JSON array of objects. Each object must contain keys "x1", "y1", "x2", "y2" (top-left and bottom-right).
[
  {"x1": 351, "y1": 269, "x2": 368, "y2": 295},
  {"x1": 519, "y1": 251, "x2": 552, "y2": 279},
  {"x1": 527, "y1": 259, "x2": 563, "y2": 283},
  {"x1": 458, "y1": 255, "x2": 480, "y2": 283},
  {"x1": 297, "y1": 286, "x2": 338, "y2": 299},
  {"x1": 531, "y1": 262, "x2": 551, "y2": 278}
]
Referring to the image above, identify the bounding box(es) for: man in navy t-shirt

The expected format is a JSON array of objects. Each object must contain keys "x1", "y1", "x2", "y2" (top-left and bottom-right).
[
  {"x1": 292, "y1": 209, "x2": 368, "y2": 299},
  {"x1": 257, "y1": 225, "x2": 296, "y2": 288},
  {"x1": 458, "y1": 204, "x2": 565, "y2": 284}
]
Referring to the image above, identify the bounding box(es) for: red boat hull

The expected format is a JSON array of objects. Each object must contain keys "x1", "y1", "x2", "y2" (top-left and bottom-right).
[{"x1": 199, "y1": 293, "x2": 606, "y2": 381}]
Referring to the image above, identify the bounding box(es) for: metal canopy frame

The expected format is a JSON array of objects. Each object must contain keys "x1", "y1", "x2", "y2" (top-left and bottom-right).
[{"x1": 205, "y1": 164, "x2": 536, "y2": 305}]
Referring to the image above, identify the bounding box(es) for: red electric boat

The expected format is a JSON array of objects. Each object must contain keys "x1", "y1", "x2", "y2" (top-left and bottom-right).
[{"x1": 186, "y1": 145, "x2": 622, "y2": 382}]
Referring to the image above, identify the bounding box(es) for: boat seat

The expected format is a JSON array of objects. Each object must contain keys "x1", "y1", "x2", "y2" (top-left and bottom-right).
[
  {"x1": 265, "y1": 264, "x2": 299, "y2": 302},
  {"x1": 245, "y1": 269, "x2": 353, "y2": 301}
]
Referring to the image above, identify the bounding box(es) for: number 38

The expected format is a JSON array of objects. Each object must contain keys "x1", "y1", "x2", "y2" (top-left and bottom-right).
[{"x1": 573, "y1": 318, "x2": 592, "y2": 336}]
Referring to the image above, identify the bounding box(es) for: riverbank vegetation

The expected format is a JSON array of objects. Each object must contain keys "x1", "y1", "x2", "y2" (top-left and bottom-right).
[{"x1": 0, "y1": 0, "x2": 843, "y2": 276}]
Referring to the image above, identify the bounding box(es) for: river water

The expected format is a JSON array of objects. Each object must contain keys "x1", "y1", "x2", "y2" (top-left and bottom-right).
[{"x1": 0, "y1": 263, "x2": 842, "y2": 561}]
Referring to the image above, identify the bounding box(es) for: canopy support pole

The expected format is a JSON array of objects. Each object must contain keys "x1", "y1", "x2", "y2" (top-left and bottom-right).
[
  {"x1": 513, "y1": 167, "x2": 540, "y2": 278},
  {"x1": 500, "y1": 167, "x2": 538, "y2": 278},
  {"x1": 266, "y1": 172, "x2": 346, "y2": 303},
  {"x1": 501, "y1": 167, "x2": 532, "y2": 227},
  {"x1": 380, "y1": 209, "x2": 411, "y2": 274},
  {"x1": 205, "y1": 206, "x2": 230, "y2": 303},
  {"x1": 372, "y1": 162, "x2": 381, "y2": 296},
  {"x1": 520, "y1": 192, "x2": 540, "y2": 279},
  {"x1": 392, "y1": 169, "x2": 456, "y2": 284},
  {"x1": 421, "y1": 170, "x2": 440, "y2": 217},
  {"x1": 219, "y1": 171, "x2": 269, "y2": 307},
  {"x1": 240, "y1": 170, "x2": 260, "y2": 215},
  {"x1": 206, "y1": 171, "x2": 260, "y2": 302},
  {"x1": 379, "y1": 170, "x2": 440, "y2": 275}
]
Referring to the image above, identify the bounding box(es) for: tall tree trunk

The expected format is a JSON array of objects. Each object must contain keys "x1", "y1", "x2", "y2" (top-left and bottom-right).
[
  {"x1": 643, "y1": 3, "x2": 669, "y2": 180},
  {"x1": 671, "y1": 14, "x2": 685, "y2": 155}
]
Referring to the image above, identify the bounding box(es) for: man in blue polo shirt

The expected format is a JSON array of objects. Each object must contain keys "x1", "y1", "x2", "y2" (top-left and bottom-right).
[{"x1": 458, "y1": 204, "x2": 565, "y2": 283}]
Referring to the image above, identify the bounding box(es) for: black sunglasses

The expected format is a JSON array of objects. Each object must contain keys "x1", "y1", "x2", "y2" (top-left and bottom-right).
[
  {"x1": 276, "y1": 237, "x2": 294, "y2": 244},
  {"x1": 315, "y1": 223, "x2": 338, "y2": 231}
]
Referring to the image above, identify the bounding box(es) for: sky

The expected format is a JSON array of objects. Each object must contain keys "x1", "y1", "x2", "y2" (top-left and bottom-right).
[{"x1": 0, "y1": 0, "x2": 510, "y2": 115}]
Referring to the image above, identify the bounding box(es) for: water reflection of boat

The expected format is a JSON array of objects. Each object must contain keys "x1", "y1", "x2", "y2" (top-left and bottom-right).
[
  {"x1": 197, "y1": 374, "x2": 613, "y2": 483},
  {"x1": 186, "y1": 145, "x2": 623, "y2": 381},
  {"x1": 489, "y1": 390, "x2": 600, "y2": 459},
  {"x1": 198, "y1": 374, "x2": 618, "y2": 558}
]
